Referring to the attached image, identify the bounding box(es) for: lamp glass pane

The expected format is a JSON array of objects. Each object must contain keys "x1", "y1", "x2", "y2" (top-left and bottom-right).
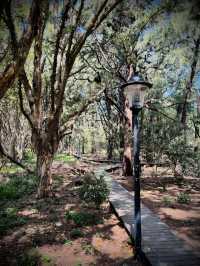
[{"x1": 124, "y1": 84, "x2": 147, "y2": 108}]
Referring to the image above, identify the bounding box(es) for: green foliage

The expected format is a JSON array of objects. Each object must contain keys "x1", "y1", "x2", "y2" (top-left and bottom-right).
[
  {"x1": 41, "y1": 254, "x2": 52, "y2": 264},
  {"x1": 177, "y1": 192, "x2": 191, "y2": 204},
  {"x1": 165, "y1": 138, "x2": 194, "y2": 173},
  {"x1": 18, "y1": 252, "x2": 54, "y2": 266},
  {"x1": 16, "y1": 249, "x2": 41, "y2": 266},
  {"x1": 54, "y1": 154, "x2": 76, "y2": 163},
  {"x1": 79, "y1": 172, "x2": 109, "y2": 208},
  {"x1": 82, "y1": 243, "x2": 95, "y2": 255},
  {"x1": 162, "y1": 195, "x2": 174, "y2": 207},
  {"x1": 66, "y1": 210, "x2": 102, "y2": 227},
  {"x1": 70, "y1": 228, "x2": 84, "y2": 239},
  {"x1": 64, "y1": 239, "x2": 73, "y2": 245},
  {"x1": 0, "y1": 174, "x2": 38, "y2": 200},
  {"x1": 23, "y1": 150, "x2": 36, "y2": 165},
  {"x1": 0, "y1": 165, "x2": 23, "y2": 174},
  {"x1": 74, "y1": 263, "x2": 83, "y2": 266},
  {"x1": 0, "y1": 207, "x2": 28, "y2": 235}
]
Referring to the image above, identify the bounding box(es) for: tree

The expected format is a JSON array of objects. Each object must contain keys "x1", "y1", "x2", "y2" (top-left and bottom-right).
[
  {"x1": 86, "y1": 0, "x2": 173, "y2": 175},
  {"x1": 0, "y1": 0, "x2": 48, "y2": 98},
  {"x1": 2, "y1": 0, "x2": 123, "y2": 197}
]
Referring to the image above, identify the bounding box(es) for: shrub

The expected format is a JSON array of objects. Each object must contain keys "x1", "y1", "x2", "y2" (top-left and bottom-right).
[
  {"x1": 0, "y1": 183, "x2": 18, "y2": 199},
  {"x1": 0, "y1": 174, "x2": 38, "y2": 200},
  {"x1": 177, "y1": 192, "x2": 191, "y2": 204},
  {"x1": 70, "y1": 228, "x2": 84, "y2": 239},
  {"x1": 79, "y1": 172, "x2": 109, "y2": 208},
  {"x1": 17, "y1": 249, "x2": 41, "y2": 266},
  {"x1": 66, "y1": 211, "x2": 102, "y2": 227},
  {"x1": 0, "y1": 207, "x2": 28, "y2": 235},
  {"x1": 82, "y1": 244, "x2": 94, "y2": 255},
  {"x1": 64, "y1": 239, "x2": 73, "y2": 245},
  {"x1": 162, "y1": 196, "x2": 174, "y2": 207}
]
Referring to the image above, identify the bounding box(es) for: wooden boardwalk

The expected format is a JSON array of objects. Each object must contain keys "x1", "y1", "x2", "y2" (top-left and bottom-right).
[{"x1": 95, "y1": 166, "x2": 200, "y2": 266}]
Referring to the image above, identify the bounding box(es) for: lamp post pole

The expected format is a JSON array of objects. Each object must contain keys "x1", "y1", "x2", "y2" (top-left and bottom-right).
[
  {"x1": 132, "y1": 106, "x2": 142, "y2": 254},
  {"x1": 121, "y1": 71, "x2": 152, "y2": 257}
]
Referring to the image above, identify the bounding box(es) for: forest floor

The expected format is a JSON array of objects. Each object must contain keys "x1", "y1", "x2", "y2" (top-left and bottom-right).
[
  {"x1": 110, "y1": 165, "x2": 200, "y2": 253},
  {"x1": 0, "y1": 158, "x2": 142, "y2": 266}
]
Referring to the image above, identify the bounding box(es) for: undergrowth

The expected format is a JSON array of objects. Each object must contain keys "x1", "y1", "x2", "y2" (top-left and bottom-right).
[
  {"x1": 79, "y1": 172, "x2": 109, "y2": 208},
  {"x1": 66, "y1": 210, "x2": 102, "y2": 227},
  {"x1": 0, "y1": 174, "x2": 38, "y2": 200},
  {"x1": 0, "y1": 207, "x2": 28, "y2": 235}
]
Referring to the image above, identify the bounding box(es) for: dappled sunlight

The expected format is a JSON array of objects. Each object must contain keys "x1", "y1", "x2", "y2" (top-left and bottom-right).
[
  {"x1": 0, "y1": 162, "x2": 137, "y2": 265},
  {"x1": 0, "y1": 0, "x2": 200, "y2": 264}
]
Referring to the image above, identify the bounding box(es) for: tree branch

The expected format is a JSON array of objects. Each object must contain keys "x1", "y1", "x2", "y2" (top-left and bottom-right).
[
  {"x1": 59, "y1": 86, "x2": 106, "y2": 138},
  {"x1": 50, "y1": 0, "x2": 72, "y2": 113},
  {"x1": 0, "y1": 141, "x2": 33, "y2": 174},
  {"x1": 0, "y1": 0, "x2": 48, "y2": 99}
]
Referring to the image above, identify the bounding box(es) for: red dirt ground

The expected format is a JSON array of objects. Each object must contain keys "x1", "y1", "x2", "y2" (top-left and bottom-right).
[
  {"x1": 110, "y1": 165, "x2": 200, "y2": 253},
  {"x1": 0, "y1": 161, "x2": 142, "y2": 266}
]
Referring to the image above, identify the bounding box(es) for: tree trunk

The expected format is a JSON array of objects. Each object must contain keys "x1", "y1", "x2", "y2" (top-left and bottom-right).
[
  {"x1": 107, "y1": 137, "x2": 113, "y2": 160},
  {"x1": 33, "y1": 128, "x2": 59, "y2": 198},
  {"x1": 118, "y1": 87, "x2": 125, "y2": 161},
  {"x1": 81, "y1": 137, "x2": 85, "y2": 154},
  {"x1": 36, "y1": 151, "x2": 54, "y2": 198},
  {"x1": 122, "y1": 102, "x2": 133, "y2": 176}
]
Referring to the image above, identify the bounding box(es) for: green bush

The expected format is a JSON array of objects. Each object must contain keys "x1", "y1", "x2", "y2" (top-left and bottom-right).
[
  {"x1": 0, "y1": 174, "x2": 38, "y2": 200},
  {"x1": 66, "y1": 210, "x2": 102, "y2": 227},
  {"x1": 70, "y1": 228, "x2": 84, "y2": 239},
  {"x1": 16, "y1": 249, "x2": 41, "y2": 266},
  {"x1": 79, "y1": 172, "x2": 109, "y2": 208},
  {"x1": 177, "y1": 192, "x2": 191, "y2": 204},
  {"x1": 162, "y1": 196, "x2": 174, "y2": 207},
  {"x1": 0, "y1": 207, "x2": 28, "y2": 235},
  {"x1": 0, "y1": 183, "x2": 18, "y2": 199}
]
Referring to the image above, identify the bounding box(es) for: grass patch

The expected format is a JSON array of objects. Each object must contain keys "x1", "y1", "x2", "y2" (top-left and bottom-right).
[
  {"x1": 66, "y1": 210, "x2": 102, "y2": 227},
  {"x1": 0, "y1": 174, "x2": 38, "y2": 200},
  {"x1": 0, "y1": 207, "x2": 28, "y2": 235},
  {"x1": 0, "y1": 165, "x2": 23, "y2": 174},
  {"x1": 54, "y1": 153, "x2": 76, "y2": 163}
]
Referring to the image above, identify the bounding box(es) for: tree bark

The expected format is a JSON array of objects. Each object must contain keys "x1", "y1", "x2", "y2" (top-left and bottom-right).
[
  {"x1": 107, "y1": 137, "x2": 113, "y2": 160},
  {"x1": 36, "y1": 151, "x2": 54, "y2": 198},
  {"x1": 122, "y1": 102, "x2": 133, "y2": 176},
  {"x1": 33, "y1": 127, "x2": 59, "y2": 198}
]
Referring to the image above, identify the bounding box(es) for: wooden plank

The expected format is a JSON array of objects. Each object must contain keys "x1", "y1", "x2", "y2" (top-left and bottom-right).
[{"x1": 104, "y1": 175, "x2": 200, "y2": 266}]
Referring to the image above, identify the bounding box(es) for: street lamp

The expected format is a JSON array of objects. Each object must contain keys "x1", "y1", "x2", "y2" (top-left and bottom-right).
[{"x1": 121, "y1": 73, "x2": 152, "y2": 256}]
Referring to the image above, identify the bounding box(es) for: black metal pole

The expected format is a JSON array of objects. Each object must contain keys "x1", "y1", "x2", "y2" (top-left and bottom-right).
[{"x1": 132, "y1": 107, "x2": 142, "y2": 255}]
